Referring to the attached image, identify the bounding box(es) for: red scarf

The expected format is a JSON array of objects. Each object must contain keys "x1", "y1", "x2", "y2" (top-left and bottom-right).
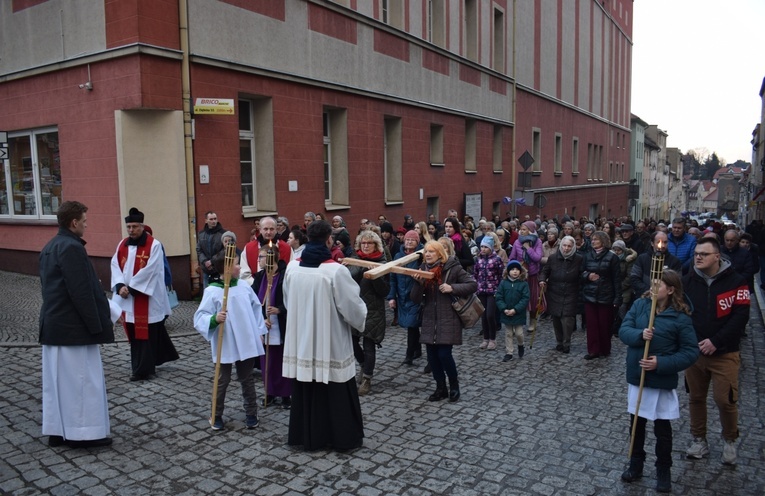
[
  {"x1": 117, "y1": 235, "x2": 154, "y2": 340},
  {"x1": 356, "y1": 249, "x2": 384, "y2": 260}
]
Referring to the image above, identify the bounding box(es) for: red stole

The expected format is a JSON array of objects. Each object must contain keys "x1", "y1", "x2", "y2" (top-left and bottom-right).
[
  {"x1": 117, "y1": 235, "x2": 155, "y2": 340},
  {"x1": 246, "y1": 239, "x2": 291, "y2": 266}
]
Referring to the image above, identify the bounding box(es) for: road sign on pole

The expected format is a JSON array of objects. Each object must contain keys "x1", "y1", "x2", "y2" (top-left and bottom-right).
[{"x1": 518, "y1": 150, "x2": 534, "y2": 171}]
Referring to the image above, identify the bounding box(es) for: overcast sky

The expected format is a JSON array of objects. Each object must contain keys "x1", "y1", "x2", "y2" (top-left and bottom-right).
[{"x1": 631, "y1": 0, "x2": 764, "y2": 165}]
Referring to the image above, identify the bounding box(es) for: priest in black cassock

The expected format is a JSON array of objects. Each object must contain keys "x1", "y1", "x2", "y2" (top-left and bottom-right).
[{"x1": 110, "y1": 207, "x2": 178, "y2": 381}]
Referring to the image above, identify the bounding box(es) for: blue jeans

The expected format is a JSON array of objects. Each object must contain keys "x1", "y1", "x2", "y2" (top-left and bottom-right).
[{"x1": 426, "y1": 344, "x2": 458, "y2": 383}]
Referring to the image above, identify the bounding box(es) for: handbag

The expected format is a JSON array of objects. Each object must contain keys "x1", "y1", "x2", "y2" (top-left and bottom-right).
[
  {"x1": 167, "y1": 286, "x2": 180, "y2": 309},
  {"x1": 444, "y1": 267, "x2": 484, "y2": 328},
  {"x1": 451, "y1": 293, "x2": 484, "y2": 329}
]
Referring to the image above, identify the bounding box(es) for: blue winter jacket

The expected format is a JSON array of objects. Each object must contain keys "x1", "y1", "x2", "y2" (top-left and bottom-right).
[
  {"x1": 387, "y1": 244, "x2": 423, "y2": 329},
  {"x1": 667, "y1": 232, "x2": 696, "y2": 266},
  {"x1": 495, "y1": 276, "x2": 530, "y2": 326},
  {"x1": 619, "y1": 297, "x2": 699, "y2": 390}
]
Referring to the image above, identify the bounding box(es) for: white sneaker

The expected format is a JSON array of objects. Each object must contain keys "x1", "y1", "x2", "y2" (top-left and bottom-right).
[
  {"x1": 722, "y1": 439, "x2": 737, "y2": 465},
  {"x1": 686, "y1": 437, "x2": 710, "y2": 459}
]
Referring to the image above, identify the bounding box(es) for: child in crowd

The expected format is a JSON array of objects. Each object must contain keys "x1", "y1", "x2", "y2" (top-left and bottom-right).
[
  {"x1": 618, "y1": 270, "x2": 698, "y2": 493},
  {"x1": 252, "y1": 245, "x2": 292, "y2": 408},
  {"x1": 495, "y1": 260, "x2": 530, "y2": 362},
  {"x1": 194, "y1": 255, "x2": 268, "y2": 431}
]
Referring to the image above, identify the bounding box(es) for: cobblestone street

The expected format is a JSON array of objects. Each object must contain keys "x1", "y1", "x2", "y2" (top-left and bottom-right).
[{"x1": 1, "y1": 270, "x2": 763, "y2": 495}]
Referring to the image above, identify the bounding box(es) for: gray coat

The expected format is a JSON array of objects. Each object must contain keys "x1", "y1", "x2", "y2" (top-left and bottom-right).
[
  {"x1": 39, "y1": 228, "x2": 114, "y2": 346},
  {"x1": 411, "y1": 256, "x2": 477, "y2": 346}
]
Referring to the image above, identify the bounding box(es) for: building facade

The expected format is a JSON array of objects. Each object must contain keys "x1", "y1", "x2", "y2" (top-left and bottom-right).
[{"x1": 0, "y1": 0, "x2": 633, "y2": 297}]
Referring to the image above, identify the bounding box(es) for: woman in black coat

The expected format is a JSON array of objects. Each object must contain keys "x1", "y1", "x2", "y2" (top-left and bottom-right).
[
  {"x1": 581, "y1": 231, "x2": 622, "y2": 360},
  {"x1": 539, "y1": 235, "x2": 583, "y2": 354}
]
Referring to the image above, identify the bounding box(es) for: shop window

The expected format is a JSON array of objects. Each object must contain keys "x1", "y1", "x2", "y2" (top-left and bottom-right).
[{"x1": 1, "y1": 128, "x2": 61, "y2": 219}]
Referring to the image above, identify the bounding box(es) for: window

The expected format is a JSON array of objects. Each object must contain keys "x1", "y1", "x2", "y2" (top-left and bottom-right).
[
  {"x1": 532, "y1": 128, "x2": 541, "y2": 173},
  {"x1": 239, "y1": 98, "x2": 276, "y2": 215},
  {"x1": 384, "y1": 117, "x2": 403, "y2": 204},
  {"x1": 382, "y1": 0, "x2": 404, "y2": 28},
  {"x1": 323, "y1": 108, "x2": 349, "y2": 207},
  {"x1": 430, "y1": 0, "x2": 445, "y2": 47},
  {"x1": 1, "y1": 128, "x2": 61, "y2": 218},
  {"x1": 493, "y1": 125, "x2": 503, "y2": 172},
  {"x1": 493, "y1": 8, "x2": 505, "y2": 72},
  {"x1": 572, "y1": 137, "x2": 579, "y2": 174},
  {"x1": 430, "y1": 124, "x2": 444, "y2": 166},
  {"x1": 587, "y1": 143, "x2": 594, "y2": 180},
  {"x1": 465, "y1": 119, "x2": 477, "y2": 172},
  {"x1": 464, "y1": 0, "x2": 478, "y2": 61},
  {"x1": 554, "y1": 133, "x2": 562, "y2": 174}
]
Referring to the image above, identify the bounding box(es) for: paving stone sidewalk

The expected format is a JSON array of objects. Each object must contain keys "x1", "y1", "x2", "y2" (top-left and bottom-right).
[{"x1": 1, "y1": 270, "x2": 763, "y2": 495}]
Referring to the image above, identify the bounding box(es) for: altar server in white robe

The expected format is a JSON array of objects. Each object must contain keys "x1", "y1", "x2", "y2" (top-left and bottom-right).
[
  {"x1": 39, "y1": 201, "x2": 115, "y2": 448},
  {"x1": 283, "y1": 220, "x2": 367, "y2": 451}
]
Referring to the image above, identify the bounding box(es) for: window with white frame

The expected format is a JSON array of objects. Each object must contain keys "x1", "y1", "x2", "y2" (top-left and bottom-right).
[
  {"x1": 554, "y1": 133, "x2": 562, "y2": 174},
  {"x1": 532, "y1": 128, "x2": 541, "y2": 173},
  {"x1": 239, "y1": 98, "x2": 276, "y2": 215},
  {"x1": 384, "y1": 116, "x2": 403, "y2": 203},
  {"x1": 1, "y1": 127, "x2": 61, "y2": 218},
  {"x1": 323, "y1": 108, "x2": 349, "y2": 207},
  {"x1": 572, "y1": 137, "x2": 579, "y2": 174}
]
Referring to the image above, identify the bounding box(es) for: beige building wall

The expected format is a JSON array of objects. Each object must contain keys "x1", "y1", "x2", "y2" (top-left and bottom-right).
[
  {"x1": 0, "y1": 0, "x2": 106, "y2": 75},
  {"x1": 187, "y1": 0, "x2": 512, "y2": 123},
  {"x1": 114, "y1": 110, "x2": 190, "y2": 256},
  {"x1": 539, "y1": 0, "x2": 557, "y2": 98}
]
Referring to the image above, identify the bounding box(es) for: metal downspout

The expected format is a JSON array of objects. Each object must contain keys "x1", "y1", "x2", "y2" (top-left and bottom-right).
[
  {"x1": 511, "y1": 0, "x2": 518, "y2": 218},
  {"x1": 179, "y1": 0, "x2": 200, "y2": 295}
]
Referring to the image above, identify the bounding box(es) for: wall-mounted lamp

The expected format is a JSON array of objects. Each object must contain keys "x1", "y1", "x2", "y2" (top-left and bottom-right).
[{"x1": 78, "y1": 64, "x2": 93, "y2": 91}]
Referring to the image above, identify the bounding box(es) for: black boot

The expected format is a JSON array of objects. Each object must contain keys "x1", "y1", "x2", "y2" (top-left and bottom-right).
[
  {"x1": 428, "y1": 381, "x2": 448, "y2": 401},
  {"x1": 656, "y1": 467, "x2": 671, "y2": 493},
  {"x1": 518, "y1": 345, "x2": 525, "y2": 358},
  {"x1": 448, "y1": 378, "x2": 460, "y2": 402},
  {"x1": 620, "y1": 457, "x2": 644, "y2": 482}
]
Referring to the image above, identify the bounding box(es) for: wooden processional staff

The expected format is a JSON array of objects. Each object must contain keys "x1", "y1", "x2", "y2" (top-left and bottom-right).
[
  {"x1": 263, "y1": 242, "x2": 278, "y2": 407},
  {"x1": 628, "y1": 241, "x2": 665, "y2": 459},
  {"x1": 210, "y1": 243, "x2": 238, "y2": 426}
]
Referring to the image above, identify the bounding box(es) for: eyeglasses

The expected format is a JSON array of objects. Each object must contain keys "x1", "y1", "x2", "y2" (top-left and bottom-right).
[
  {"x1": 693, "y1": 252, "x2": 716, "y2": 258},
  {"x1": 360, "y1": 241, "x2": 375, "y2": 245}
]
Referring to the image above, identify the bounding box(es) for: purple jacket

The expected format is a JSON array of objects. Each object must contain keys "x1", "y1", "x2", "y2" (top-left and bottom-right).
[
  {"x1": 474, "y1": 252, "x2": 504, "y2": 295},
  {"x1": 508, "y1": 236, "x2": 543, "y2": 276}
]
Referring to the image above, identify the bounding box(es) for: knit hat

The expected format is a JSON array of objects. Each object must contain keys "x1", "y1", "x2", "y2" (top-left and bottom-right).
[
  {"x1": 334, "y1": 230, "x2": 351, "y2": 248},
  {"x1": 396, "y1": 227, "x2": 408, "y2": 235},
  {"x1": 507, "y1": 260, "x2": 523, "y2": 271},
  {"x1": 522, "y1": 220, "x2": 537, "y2": 233},
  {"x1": 480, "y1": 236, "x2": 494, "y2": 249},
  {"x1": 404, "y1": 230, "x2": 419, "y2": 241},
  {"x1": 380, "y1": 221, "x2": 394, "y2": 234},
  {"x1": 612, "y1": 240, "x2": 626, "y2": 252},
  {"x1": 124, "y1": 207, "x2": 144, "y2": 223},
  {"x1": 222, "y1": 231, "x2": 237, "y2": 244}
]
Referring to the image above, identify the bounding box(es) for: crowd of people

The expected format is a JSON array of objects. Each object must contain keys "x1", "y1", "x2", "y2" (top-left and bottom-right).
[{"x1": 39, "y1": 203, "x2": 754, "y2": 491}]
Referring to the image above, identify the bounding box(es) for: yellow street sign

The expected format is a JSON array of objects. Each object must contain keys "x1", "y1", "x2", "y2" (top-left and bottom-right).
[{"x1": 193, "y1": 98, "x2": 235, "y2": 115}]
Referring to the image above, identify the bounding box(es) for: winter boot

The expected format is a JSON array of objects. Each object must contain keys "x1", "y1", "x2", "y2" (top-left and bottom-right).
[
  {"x1": 620, "y1": 457, "x2": 644, "y2": 482},
  {"x1": 518, "y1": 345, "x2": 525, "y2": 358},
  {"x1": 656, "y1": 467, "x2": 671, "y2": 493},
  {"x1": 448, "y1": 378, "x2": 460, "y2": 402},
  {"x1": 358, "y1": 376, "x2": 372, "y2": 396},
  {"x1": 428, "y1": 381, "x2": 448, "y2": 401}
]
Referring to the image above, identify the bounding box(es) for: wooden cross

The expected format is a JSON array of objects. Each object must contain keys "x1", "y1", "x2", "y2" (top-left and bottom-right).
[{"x1": 343, "y1": 250, "x2": 433, "y2": 279}]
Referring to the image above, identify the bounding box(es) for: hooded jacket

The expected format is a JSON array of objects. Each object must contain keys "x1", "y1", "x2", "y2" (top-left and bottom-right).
[
  {"x1": 619, "y1": 297, "x2": 699, "y2": 390},
  {"x1": 682, "y1": 259, "x2": 750, "y2": 355}
]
